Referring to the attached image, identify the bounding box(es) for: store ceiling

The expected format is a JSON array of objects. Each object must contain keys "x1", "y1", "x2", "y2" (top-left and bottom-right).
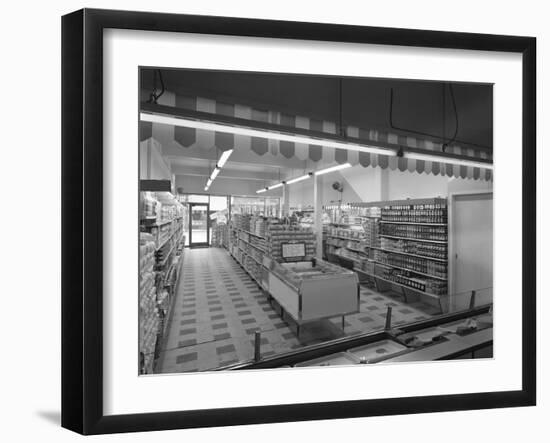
[
  {"x1": 141, "y1": 68, "x2": 493, "y2": 153},
  {"x1": 141, "y1": 68, "x2": 493, "y2": 187}
]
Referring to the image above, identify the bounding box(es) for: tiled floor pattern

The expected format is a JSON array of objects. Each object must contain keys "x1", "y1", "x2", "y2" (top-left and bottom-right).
[{"x1": 158, "y1": 248, "x2": 439, "y2": 373}]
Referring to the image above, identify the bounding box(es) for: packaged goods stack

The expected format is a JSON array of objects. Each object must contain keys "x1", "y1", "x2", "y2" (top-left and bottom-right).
[
  {"x1": 379, "y1": 224, "x2": 447, "y2": 242},
  {"x1": 141, "y1": 191, "x2": 160, "y2": 221},
  {"x1": 373, "y1": 264, "x2": 447, "y2": 296},
  {"x1": 380, "y1": 237, "x2": 447, "y2": 260},
  {"x1": 139, "y1": 187, "x2": 186, "y2": 373},
  {"x1": 154, "y1": 221, "x2": 183, "y2": 269},
  {"x1": 325, "y1": 226, "x2": 364, "y2": 259},
  {"x1": 211, "y1": 222, "x2": 228, "y2": 248},
  {"x1": 244, "y1": 254, "x2": 263, "y2": 284},
  {"x1": 251, "y1": 216, "x2": 267, "y2": 238},
  {"x1": 267, "y1": 225, "x2": 316, "y2": 262},
  {"x1": 139, "y1": 233, "x2": 160, "y2": 374},
  {"x1": 233, "y1": 213, "x2": 251, "y2": 230},
  {"x1": 376, "y1": 198, "x2": 448, "y2": 298},
  {"x1": 324, "y1": 198, "x2": 449, "y2": 300},
  {"x1": 373, "y1": 250, "x2": 447, "y2": 279}
]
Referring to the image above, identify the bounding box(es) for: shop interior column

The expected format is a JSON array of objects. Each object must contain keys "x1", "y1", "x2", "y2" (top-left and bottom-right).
[{"x1": 314, "y1": 174, "x2": 323, "y2": 259}]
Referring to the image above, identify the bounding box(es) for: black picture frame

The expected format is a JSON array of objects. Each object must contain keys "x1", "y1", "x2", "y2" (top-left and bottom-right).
[{"x1": 61, "y1": 8, "x2": 536, "y2": 435}]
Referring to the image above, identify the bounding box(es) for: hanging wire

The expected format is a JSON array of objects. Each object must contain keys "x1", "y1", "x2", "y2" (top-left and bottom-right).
[
  {"x1": 147, "y1": 69, "x2": 166, "y2": 104},
  {"x1": 388, "y1": 84, "x2": 491, "y2": 152},
  {"x1": 339, "y1": 78, "x2": 346, "y2": 137},
  {"x1": 441, "y1": 84, "x2": 459, "y2": 152}
]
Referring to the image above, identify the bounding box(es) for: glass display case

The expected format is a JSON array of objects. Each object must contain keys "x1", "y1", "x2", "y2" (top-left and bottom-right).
[{"x1": 267, "y1": 258, "x2": 359, "y2": 331}]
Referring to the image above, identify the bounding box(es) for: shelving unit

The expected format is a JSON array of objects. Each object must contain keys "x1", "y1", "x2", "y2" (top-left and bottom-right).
[
  {"x1": 138, "y1": 185, "x2": 186, "y2": 374},
  {"x1": 324, "y1": 197, "x2": 448, "y2": 312},
  {"x1": 228, "y1": 216, "x2": 358, "y2": 336},
  {"x1": 380, "y1": 221, "x2": 446, "y2": 226},
  {"x1": 228, "y1": 216, "x2": 269, "y2": 289},
  {"x1": 379, "y1": 234, "x2": 447, "y2": 244},
  {"x1": 376, "y1": 248, "x2": 447, "y2": 263}
]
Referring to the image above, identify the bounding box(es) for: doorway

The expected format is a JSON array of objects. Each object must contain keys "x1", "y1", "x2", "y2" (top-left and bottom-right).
[
  {"x1": 449, "y1": 192, "x2": 493, "y2": 311},
  {"x1": 189, "y1": 203, "x2": 210, "y2": 247}
]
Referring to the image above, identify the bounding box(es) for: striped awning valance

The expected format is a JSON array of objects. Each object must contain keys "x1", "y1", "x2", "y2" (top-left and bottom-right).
[{"x1": 142, "y1": 95, "x2": 493, "y2": 181}]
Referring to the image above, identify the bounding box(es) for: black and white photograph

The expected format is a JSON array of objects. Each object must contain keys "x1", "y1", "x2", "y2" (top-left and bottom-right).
[
  {"x1": 138, "y1": 68, "x2": 494, "y2": 375},
  {"x1": 1, "y1": 0, "x2": 546, "y2": 439}
]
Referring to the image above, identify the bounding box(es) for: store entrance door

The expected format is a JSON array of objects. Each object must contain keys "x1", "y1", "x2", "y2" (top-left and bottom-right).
[{"x1": 189, "y1": 203, "x2": 210, "y2": 247}]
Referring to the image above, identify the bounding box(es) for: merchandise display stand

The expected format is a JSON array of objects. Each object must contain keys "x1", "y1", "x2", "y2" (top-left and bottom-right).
[
  {"x1": 324, "y1": 198, "x2": 448, "y2": 313},
  {"x1": 228, "y1": 215, "x2": 360, "y2": 336},
  {"x1": 268, "y1": 260, "x2": 360, "y2": 336},
  {"x1": 138, "y1": 184, "x2": 186, "y2": 374}
]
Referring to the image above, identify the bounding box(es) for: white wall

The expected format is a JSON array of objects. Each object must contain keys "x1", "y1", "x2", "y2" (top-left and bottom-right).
[
  {"x1": 340, "y1": 165, "x2": 387, "y2": 202},
  {"x1": 386, "y1": 169, "x2": 450, "y2": 200},
  {"x1": 448, "y1": 176, "x2": 494, "y2": 194},
  {"x1": 288, "y1": 164, "x2": 493, "y2": 206},
  {"x1": 287, "y1": 169, "x2": 363, "y2": 208},
  {"x1": 139, "y1": 138, "x2": 172, "y2": 180}
]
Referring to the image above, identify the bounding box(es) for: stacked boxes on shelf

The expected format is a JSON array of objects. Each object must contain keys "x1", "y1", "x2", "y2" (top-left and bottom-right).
[
  {"x1": 381, "y1": 199, "x2": 447, "y2": 223},
  {"x1": 374, "y1": 250, "x2": 447, "y2": 279},
  {"x1": 362, "y1": 218, "x2": 380, "y2": 248},
  {"x1": 250, "y1": 216, "x2": 267, "y2": 238},
  {"x1": 244, "y1": 255, "x2": 263, "y2": 283},
  {"x1": 380, "y1": 237, "x2": 447, "y2": 260},
  {"x1": 374, "y1": 263, "x2": 447, "y2": 296},
  {"x1": 380, "y1": 223, "x2": 447, "y2": 242},
  {"x1": 232, "y1": 213, "x2": 251, "y2": 230},
  {"x1": 211, "y1": 223, "x2": 228, "y2": 247},
  {"x1": 154, "y1": 221, "x2": 183, "y2": 269},
  {"x1": 376, "y1": 198, "x2": 448, "y2": 297},
  {"x1": 267, "y1": 225, "x2": 316, "y2": 261},
  {"x1": 229, "y1": 214, "x2": 269, "y2": 285},
  {"x1": 139, "y1": 233, "x2": 159, "y2": 374},
  {"x1": 139, "y1": 190, "x2": 186, "y2": 374},
  {"x1": 325, "y1": 226, "x2": 364, "y2": 258}
]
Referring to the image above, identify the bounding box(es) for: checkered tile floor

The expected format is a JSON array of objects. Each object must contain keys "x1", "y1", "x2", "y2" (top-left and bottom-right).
[{"x1": 157, "y1": 247, "x2": 439, "y2": 373}]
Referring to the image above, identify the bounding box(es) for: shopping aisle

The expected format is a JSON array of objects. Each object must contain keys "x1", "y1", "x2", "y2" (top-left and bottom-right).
[{"x1": 158, "y1": 248, "x2": 439, "y2": 373}]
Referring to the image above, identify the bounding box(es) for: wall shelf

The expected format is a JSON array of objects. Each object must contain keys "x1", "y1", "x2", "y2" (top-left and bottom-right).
[{"x1": 380, "y1": 234, "x2": 447, "y2": 244}]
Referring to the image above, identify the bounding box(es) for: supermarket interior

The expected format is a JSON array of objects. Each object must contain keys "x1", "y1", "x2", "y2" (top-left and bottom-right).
[{"x1": 139, "y1": 68, "x2": 494, "y2": 375}]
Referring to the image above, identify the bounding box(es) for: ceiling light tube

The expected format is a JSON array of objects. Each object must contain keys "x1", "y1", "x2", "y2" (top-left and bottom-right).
[
  {"x1": 210, "y1": 167, "x2": 220, "y2": 181},
  {"x1": 314, "y1": 163, "x2": 352, "y2": 176},
  {"x1": 204, "y1": 186, "x2": 209, "y2": 191},
  {"x1": 217, "y1": 149, "x2": 233, "y2": 168},
  {"x1": 286, "y1": 174, "x2": 312, "y2": 185},
  {"x1": 267, "y1": 182, "x2": 284, "y2": 190},
  {"x1": 141, "y1": 107, "x2": 493, "y2": 170},
  {"x1": 403, "y1": 152, "x2": 494, "y2": 169},
  {"x1": 256, "y1": 188, "x2": 267, "y2": 194},
  {"x1": 140, "y1": 112, "x2": 392, "y2": 156}
]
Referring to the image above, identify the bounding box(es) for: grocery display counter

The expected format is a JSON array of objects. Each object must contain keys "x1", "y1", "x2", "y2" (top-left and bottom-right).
[
  {"x1": 222, "y1": 304, "x2": 493, "y2": 370},
  {"x1": 267, "y1": 259, "x2": 360, "y2": 334}
]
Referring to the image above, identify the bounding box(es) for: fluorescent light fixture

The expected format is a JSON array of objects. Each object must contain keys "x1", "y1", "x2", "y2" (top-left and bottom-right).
[
  {"x1": 210, "y1": 167, "x2": 220, "y2": 181},
  {"x1": 314, "y1": 163, "x2": 352, "y2": 176},
  {"x1": 217, "y1": 149, "x2": 233, "y2": 168},
  {"x1": 204, "y1": 186, "x2": 209, "y2": 191},
  {"x1": 268, "y1": 182, "x2": 284, "y2": 190},
  {"x1": 256, "y1": 188, "x2": 267, "y2": 194},
  {"x1": 141, "y1": 110, "x2": 493, "y2": 170},
  {"x1": 404, "y1": 152, "x2": 494, "y2": 170},
  {"x1": 286, "y1": 174, "x2": 312, "y2": 185},
  {"x1": 140, "y1": 112, "x2": 392, "y2": 156},
  {"x1": 206, "y1": 178, "x2": 212, "y2": 187}
]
